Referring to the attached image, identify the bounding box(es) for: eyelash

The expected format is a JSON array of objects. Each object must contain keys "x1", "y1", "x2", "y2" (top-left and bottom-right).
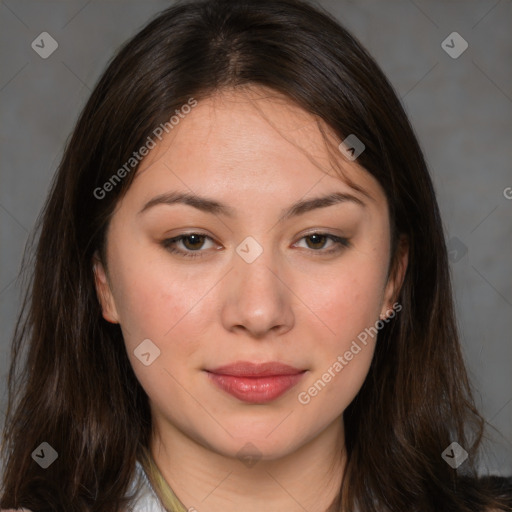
[{"x1": 161, "y1": 232, "x2": 350, "y2": 259}]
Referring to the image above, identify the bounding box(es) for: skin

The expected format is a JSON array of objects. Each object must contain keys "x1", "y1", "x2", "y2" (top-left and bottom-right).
[{"x1": 93, "y1": 86, "x2": 408, "y2": 512}]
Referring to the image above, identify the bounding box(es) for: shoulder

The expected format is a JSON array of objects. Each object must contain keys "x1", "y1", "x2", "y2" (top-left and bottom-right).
[
  {"x1": 0, "y1": 463, "x2": 156, "y2": 512},
  {"x1": 126, "y1": 460, "x2": 165, "y2": 511}
]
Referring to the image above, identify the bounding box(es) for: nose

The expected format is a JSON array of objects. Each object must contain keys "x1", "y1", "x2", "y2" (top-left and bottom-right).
[{"x1": 220, "y1": 243, "x2": 295, "y2": 339}]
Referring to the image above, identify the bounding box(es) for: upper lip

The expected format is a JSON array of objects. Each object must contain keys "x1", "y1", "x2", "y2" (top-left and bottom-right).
[{"x1": 206, "y1": 361, "x2": 305, "y2": 377}]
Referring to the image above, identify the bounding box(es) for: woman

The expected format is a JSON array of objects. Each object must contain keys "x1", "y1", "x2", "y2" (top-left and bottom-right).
[{"x1": 1, "y1": 0, "x2": 510, "y2": 510}]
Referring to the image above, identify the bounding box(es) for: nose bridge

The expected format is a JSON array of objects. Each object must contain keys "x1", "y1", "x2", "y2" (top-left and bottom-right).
[
  {"x1": 234, "y1": 235, "x2": 284, "y2": 306},
  {"x1": 221, "y1": 235, "x2": 295, "y2": 337}
]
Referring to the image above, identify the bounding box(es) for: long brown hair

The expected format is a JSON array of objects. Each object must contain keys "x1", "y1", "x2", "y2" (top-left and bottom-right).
[{"x1": 1, "y1": 0, "x2": 510, "y2": 510}]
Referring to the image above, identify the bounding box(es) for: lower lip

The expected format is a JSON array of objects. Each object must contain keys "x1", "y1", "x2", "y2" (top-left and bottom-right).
[{"x1": 206, "y1": 372, "x2": 306, "y2": 404}]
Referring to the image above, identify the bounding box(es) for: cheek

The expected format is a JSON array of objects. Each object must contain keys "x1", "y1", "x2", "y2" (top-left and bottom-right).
[
  {"x1": 112, "y1": 263, "x2": 212, "y2": 417},
  {"x1": 294, "y1": 255, "x2": 386, "y2": 411},
  {"x1": 306, "y1": 260, "x2": 386, "y2": 345},
  {"x1": 110, "y1": 243, "x2": 215, "y2": 364}
]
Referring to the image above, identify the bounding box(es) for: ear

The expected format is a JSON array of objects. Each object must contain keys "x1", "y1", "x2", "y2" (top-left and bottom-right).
[
  {"x1": 92, "y1": 250, "x2": 120, "y2": 324},
  {"x1": 380, "y1": 235, "x2": 409, "y2": 319}
]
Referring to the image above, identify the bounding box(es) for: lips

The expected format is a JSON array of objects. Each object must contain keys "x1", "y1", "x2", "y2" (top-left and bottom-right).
[{"x1": 205, "y1": 361, "x2": 306, "y2": 404}]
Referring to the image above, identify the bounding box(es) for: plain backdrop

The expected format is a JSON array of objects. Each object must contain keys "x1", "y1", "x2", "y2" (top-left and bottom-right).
[{"x1": 1, "y1": 0, "x2": 511, "y2": 475}]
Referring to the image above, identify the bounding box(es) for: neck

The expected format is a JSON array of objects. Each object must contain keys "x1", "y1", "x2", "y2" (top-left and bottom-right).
[{"x1": 150, "y1": 416, "x2": 346, "y2": 512}]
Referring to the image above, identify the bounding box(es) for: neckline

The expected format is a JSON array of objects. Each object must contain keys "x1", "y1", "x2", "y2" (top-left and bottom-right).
[{"x1": 133, "y1": 459, "x2": 165, "y2": 508}]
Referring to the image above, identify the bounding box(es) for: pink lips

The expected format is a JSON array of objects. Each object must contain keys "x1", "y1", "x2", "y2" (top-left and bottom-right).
[{"x1": 205, "y1": 361, "x2": 306, "y2": 404}]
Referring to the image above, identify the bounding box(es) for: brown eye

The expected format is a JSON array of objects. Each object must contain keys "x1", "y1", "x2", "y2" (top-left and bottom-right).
[
  {"x1": 162, "y1": 233, "x2": 218, "y2": 258},
  {"x1": 304, "y1": 233, "x2": 329, "y2": 250},
  {"x1": 181, "y1": 234, "x2": 206, "y2": 250},
  {"x1": 294, "y1": 232, "x2": 350, "y2": 255}
]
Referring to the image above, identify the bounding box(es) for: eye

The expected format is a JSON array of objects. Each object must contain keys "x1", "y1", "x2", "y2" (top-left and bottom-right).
[
  {"x1": 293, "y1": 232, "x2": 350, "y2": 255},
  {"x1": 162, "y1": 233, "x2": 218, "y2": 258},
  {"x1": 162, "y1": 231, "x2": 350, "y2": 259}
]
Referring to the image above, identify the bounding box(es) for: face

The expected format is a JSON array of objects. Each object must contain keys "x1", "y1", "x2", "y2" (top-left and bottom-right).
[{"x1": 93, "y1": 87, "x2": 407, "y2": 461}]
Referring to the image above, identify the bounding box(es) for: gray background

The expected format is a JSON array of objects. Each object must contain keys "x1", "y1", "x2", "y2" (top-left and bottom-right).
[{"x1": 1, "y1": 0, "x2": 511, "y2": 474}]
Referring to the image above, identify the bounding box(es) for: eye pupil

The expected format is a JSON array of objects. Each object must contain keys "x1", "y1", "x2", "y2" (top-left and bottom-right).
[
  {"x1": 306, "y1": 234, "x2": 326, "y2": 249},
  {"x1": 183, "y1": 234, "x2": 204, "y2": 250}
]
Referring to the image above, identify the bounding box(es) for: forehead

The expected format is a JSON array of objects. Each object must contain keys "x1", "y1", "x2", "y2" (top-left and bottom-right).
[{"x1": 132, "y1": 86, "x2": 384, "y2": 208}]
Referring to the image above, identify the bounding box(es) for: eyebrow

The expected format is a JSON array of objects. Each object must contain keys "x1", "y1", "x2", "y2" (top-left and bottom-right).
[{"x1": 138, "y1": 190, "x2": 367, "y2": 220}]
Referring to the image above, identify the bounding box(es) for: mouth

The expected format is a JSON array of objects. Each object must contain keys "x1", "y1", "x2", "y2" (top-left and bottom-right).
[{"x1": 204, "y1": 361, "x2": 307, "y2": 404}]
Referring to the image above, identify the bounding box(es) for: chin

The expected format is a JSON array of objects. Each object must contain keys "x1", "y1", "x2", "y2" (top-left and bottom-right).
[{"x1": 200, "y1": 426, "x2": 309, "y2": 463}]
